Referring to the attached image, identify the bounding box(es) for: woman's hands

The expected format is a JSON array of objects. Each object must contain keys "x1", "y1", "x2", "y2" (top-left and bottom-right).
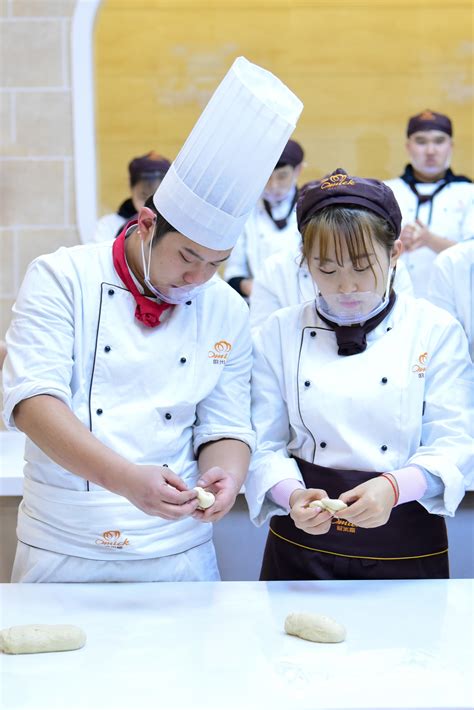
[
  {"x1": 288, "y1": 475, "x2": 397, "y2": 534},
  {"x1": 339, "y1": 476, "x2": 396, "y2": 528},
  {"x1": 289, "y1": 488, "x2": 334, "y2": 535}
]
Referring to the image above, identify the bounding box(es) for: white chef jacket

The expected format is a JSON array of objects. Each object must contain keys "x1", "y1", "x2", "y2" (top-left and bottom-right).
[
  {"x1": 92, "y1": 212, "x2": 127, "y2": 243},
  {"x1": 428, "y1": 240, "x2": 474, "y2": 359},
  {"x1": 3, "y1": 241, "x2": 255, "y2": 560},
  {"x1": 224, "y1": 192, "x2": 301, "y2": 284},
  {"x1": 246, "y1": 293, "x2": 473, "y2": 527},
  {"x1": 385, "y1": 176, "x2": 474, "y2": 298},
  {"x1": 249, "y1": 244, "x2": 414, "y2": 335}
]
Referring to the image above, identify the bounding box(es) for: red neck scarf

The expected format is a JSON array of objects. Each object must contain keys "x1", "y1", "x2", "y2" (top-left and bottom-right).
[{"x1": 112, "y1": 221, "x2": 173, "y2": 328}]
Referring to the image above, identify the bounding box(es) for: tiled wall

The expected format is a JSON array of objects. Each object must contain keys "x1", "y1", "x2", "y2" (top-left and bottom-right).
[{"x1": 0, "y1": 0, "x2": 79, "y2": 340}]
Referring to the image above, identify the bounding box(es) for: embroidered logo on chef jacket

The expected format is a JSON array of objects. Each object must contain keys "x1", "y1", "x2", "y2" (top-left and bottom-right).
[
  {"x1": 412, "y1": 351, "x2": 429, "y2": 378},
  {"x1": 321, "y1": 173, "x2": 356, "y2": 190},
  {"x1": 95, "y1": 530, "x2": 130, "y2": 549},
  {"x1": 208, "y1": 340, "x2": 232, "y2": 364}
]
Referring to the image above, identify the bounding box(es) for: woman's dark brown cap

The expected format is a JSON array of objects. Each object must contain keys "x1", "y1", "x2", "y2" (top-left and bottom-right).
[{"x1": 296, "y1": 168, "x2": 402, "y2": 236}]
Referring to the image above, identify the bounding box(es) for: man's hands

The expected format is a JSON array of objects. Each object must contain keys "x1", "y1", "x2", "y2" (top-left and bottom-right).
[
  {"x1": 120, "y1": 464, "x2": 199, "y2": 520},
  {"x1": 400, "y1": 219, "x2": 454, "y2": 254},
  {"x1": 192, "y1": 466, "x2": 241, "y2": 523},
  {"x1": 400, "y1": 219, "x2": 438, "y2": 252},
  {"x1": 120, "y1": 464, "x2": 242, "y2": 523}
]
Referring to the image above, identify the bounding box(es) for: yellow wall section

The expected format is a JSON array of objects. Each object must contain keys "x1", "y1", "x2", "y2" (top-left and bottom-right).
[{"x1": 95, "y1": 0, "x2": 473, "y2": 216}]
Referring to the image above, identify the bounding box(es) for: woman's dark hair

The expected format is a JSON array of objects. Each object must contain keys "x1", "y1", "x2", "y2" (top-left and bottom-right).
[
  {"x1": 301, "y1": 206, "x2": 397, "y2": 286},
  {"x1": 144, "y1": 195, "x2": 178, "y2": 246}
]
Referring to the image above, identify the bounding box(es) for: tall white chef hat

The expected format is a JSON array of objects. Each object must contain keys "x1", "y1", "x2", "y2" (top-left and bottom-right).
[{"x1": 153, "y1": 56, "x2": 303, "y2": 250}]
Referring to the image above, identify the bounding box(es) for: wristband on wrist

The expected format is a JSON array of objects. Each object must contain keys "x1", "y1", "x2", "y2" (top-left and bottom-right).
[{"x1": 380, "y1": 472, "x2": 399, "y2": 506}]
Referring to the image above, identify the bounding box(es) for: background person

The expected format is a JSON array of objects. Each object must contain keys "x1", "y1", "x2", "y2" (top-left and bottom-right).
[
  {"x1": 385, "y1": 109, "x2": 474, "y2": 298},
  {"x1": 224, "y1": 139, "x2": 304, "y2": 299},
  {"x1": 428, "y1": 239, "x2": 474, "y2": 359},
  {"x1": 246, "y1": 169, "x2": 473, "y2": 581},
  {"x1": 93, "y1": 152, "x2": 171, "y2": 242}
]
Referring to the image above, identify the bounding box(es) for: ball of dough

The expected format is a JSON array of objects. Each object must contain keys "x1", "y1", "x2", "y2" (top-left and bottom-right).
[
  {"x1": 0, "y1": 624, "x2": 86, "y2": 654},
  {"x1": 284, "y1": 612, "x2": 346, "y2": 643},
  {"x1": 309, "y1": 497, "x2": 348, "y2": 514},
  {"x1": 194, "y1": 486, "x2": 215, "y2": 510}
]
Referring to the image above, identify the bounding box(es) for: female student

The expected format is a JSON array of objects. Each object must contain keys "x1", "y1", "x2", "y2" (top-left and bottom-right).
[{"x1": 246, "y1": 169, "x2": 473, "y2": 580}]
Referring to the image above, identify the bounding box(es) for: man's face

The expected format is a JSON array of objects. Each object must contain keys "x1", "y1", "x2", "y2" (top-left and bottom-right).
[
  {"x1": 263, "y1": 164, "x2": 300, "y2": 203},
  {"x1": 146, "y1": 231, "x2": 232, "y2": 293},
  {"x1": 406, "y1": 130, "x2": 452, "y2": 180}
]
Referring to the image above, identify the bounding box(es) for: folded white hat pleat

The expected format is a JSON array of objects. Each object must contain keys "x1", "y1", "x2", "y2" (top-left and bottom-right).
[{"x1": 154, "y1": 56, "x2": 303, "y2": 250}]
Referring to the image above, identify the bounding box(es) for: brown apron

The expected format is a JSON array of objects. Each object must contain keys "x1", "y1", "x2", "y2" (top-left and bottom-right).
[{"x1": 260, "y1": 457, "x2": 449, "y2": 581}]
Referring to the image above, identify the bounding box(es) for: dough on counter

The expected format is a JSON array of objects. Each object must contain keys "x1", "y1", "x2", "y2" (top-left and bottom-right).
[
  {"x1": 308, "y1": 497, "x2": 348, "y2": 514},
  {"x1": 0, "y1": 624, "x2": 86, "y2": 654},
  {"x1": 284, "y1": 612, "x2": 346, "y2": 643},
  {"x1": 194, "y1": 486, "x2": 215, "y2": 510}
]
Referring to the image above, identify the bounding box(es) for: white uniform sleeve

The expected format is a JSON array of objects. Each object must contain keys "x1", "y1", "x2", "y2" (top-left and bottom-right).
[
  {"x1": 92, "y1": 214, "x2": 125, "y2": 244},
  {"x1": 193, "y1": 301, "x2": 255, "y2": 453},
  {"x1": 249, "y1": 262, "x2": 283, "y2": 336},
  {"x1": 245, "y1": 316, "x2": 304, "y2": 526},
  {"x1": 460, "y1": 190, "x2": 474, "y2": 241},
  {"x1": 427, "y1": 251, "x2": 457, "y2": 319},
  {"x1": 407, "y1": 316, "x2": 474, "y2": 515},
  {"x1": 3, "y1": 254, "x2": 75, "y2": 429},
  {"x1": 224, "y1": 229, "x2": 250, "y2": 282}
]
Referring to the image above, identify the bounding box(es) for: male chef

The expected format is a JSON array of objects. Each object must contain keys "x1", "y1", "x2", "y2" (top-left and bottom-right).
[
  {"x1": 385, "y1": 109, "x2": 474, "y2": 298},
  {"x1": 3, "y1": 57, "x2": 303, "y2": 583}
]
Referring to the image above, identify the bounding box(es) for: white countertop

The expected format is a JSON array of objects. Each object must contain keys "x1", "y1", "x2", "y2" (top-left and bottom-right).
[{"x1": 1, "y1": 579, "x2": 473, "y2": 710}]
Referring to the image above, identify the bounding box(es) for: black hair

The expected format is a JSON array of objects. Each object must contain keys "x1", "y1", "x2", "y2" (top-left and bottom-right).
[{"x1": 144, "y1": 195, "x2": 179, "y2": 246}]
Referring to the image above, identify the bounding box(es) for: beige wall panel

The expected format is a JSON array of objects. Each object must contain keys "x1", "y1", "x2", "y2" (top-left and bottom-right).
[
  {"x1": 13, "y1": 92, "x2": 73, "y2": 156},
  {"x1": 11, "y1": 0, "x2": 75, "y2": 16},
  {"x1": 0, "y1": 19, "x2": 63, "y2": 87},
  {"x1": 17, "y1": 227, "x2": 79, "y2": 284},
  {"x1": 95, "y1": 0, "x2": 473, "y2": 212},
  {"x1": 0, "y1": 92, "x2": 12, "y2": 149},
  {"x1": 1, "y1": 160, "x2": 66, "y2": 226},
  {"x1": 0, "y1": 231, "x2": 16, "y2": 297}
]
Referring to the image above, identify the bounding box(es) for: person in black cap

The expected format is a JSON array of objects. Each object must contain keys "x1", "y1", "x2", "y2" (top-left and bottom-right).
[
  {"x1": 224, "y1": 138, "x2": 304, "y2": 299},
  {"x1": 385, "y1": 110, "x2": 474, "y2": 299},
  {"x1": 245, "y1": 168, "x2": 472, "y2": 581},
  {"x1": 93, "y1": 152, "x2": 171, "y2": 243}
]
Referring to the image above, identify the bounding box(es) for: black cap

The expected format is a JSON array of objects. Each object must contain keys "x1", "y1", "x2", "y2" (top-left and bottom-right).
[
  {"x1": 296, "y1": 168, "x2": 402, "y2": 236},
  {"x1": 406, "y1": 110, "x2": 452, "y2": 137},
  {"x1": 128, "y1": 152, "x2": 171, "y2": 186},
  {"x1": 275, "y1": 139, "x2": 304, "y2": 169}
]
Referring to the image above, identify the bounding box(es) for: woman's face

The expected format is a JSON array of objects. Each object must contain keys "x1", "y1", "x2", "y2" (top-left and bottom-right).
[{"x1": 308, "y1": 232, "x2": 400, "y2": 314}]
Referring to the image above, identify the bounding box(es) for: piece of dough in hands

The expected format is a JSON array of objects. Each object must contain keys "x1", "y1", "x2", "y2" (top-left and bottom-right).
[
  {"x1": 309, "y1": 497, "x2": 348, "y2": 514},
  {"x1": 194, "y1": 486, "x2": 215, "y2": 510},
  {"x1": 284, "y1": 612, "x2": 346, "y2": 643},
  {"x1": 0, "y1": 624, "x2": 86, "y2": 654}
]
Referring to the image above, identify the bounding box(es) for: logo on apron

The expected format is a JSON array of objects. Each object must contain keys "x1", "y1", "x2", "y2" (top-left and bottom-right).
[
  {"x1": 332, "y1": 518, "x2": 356, "y2": 534},
  {"x1": 95, "y1": 530, "x2": 130, "y2": 549}
]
